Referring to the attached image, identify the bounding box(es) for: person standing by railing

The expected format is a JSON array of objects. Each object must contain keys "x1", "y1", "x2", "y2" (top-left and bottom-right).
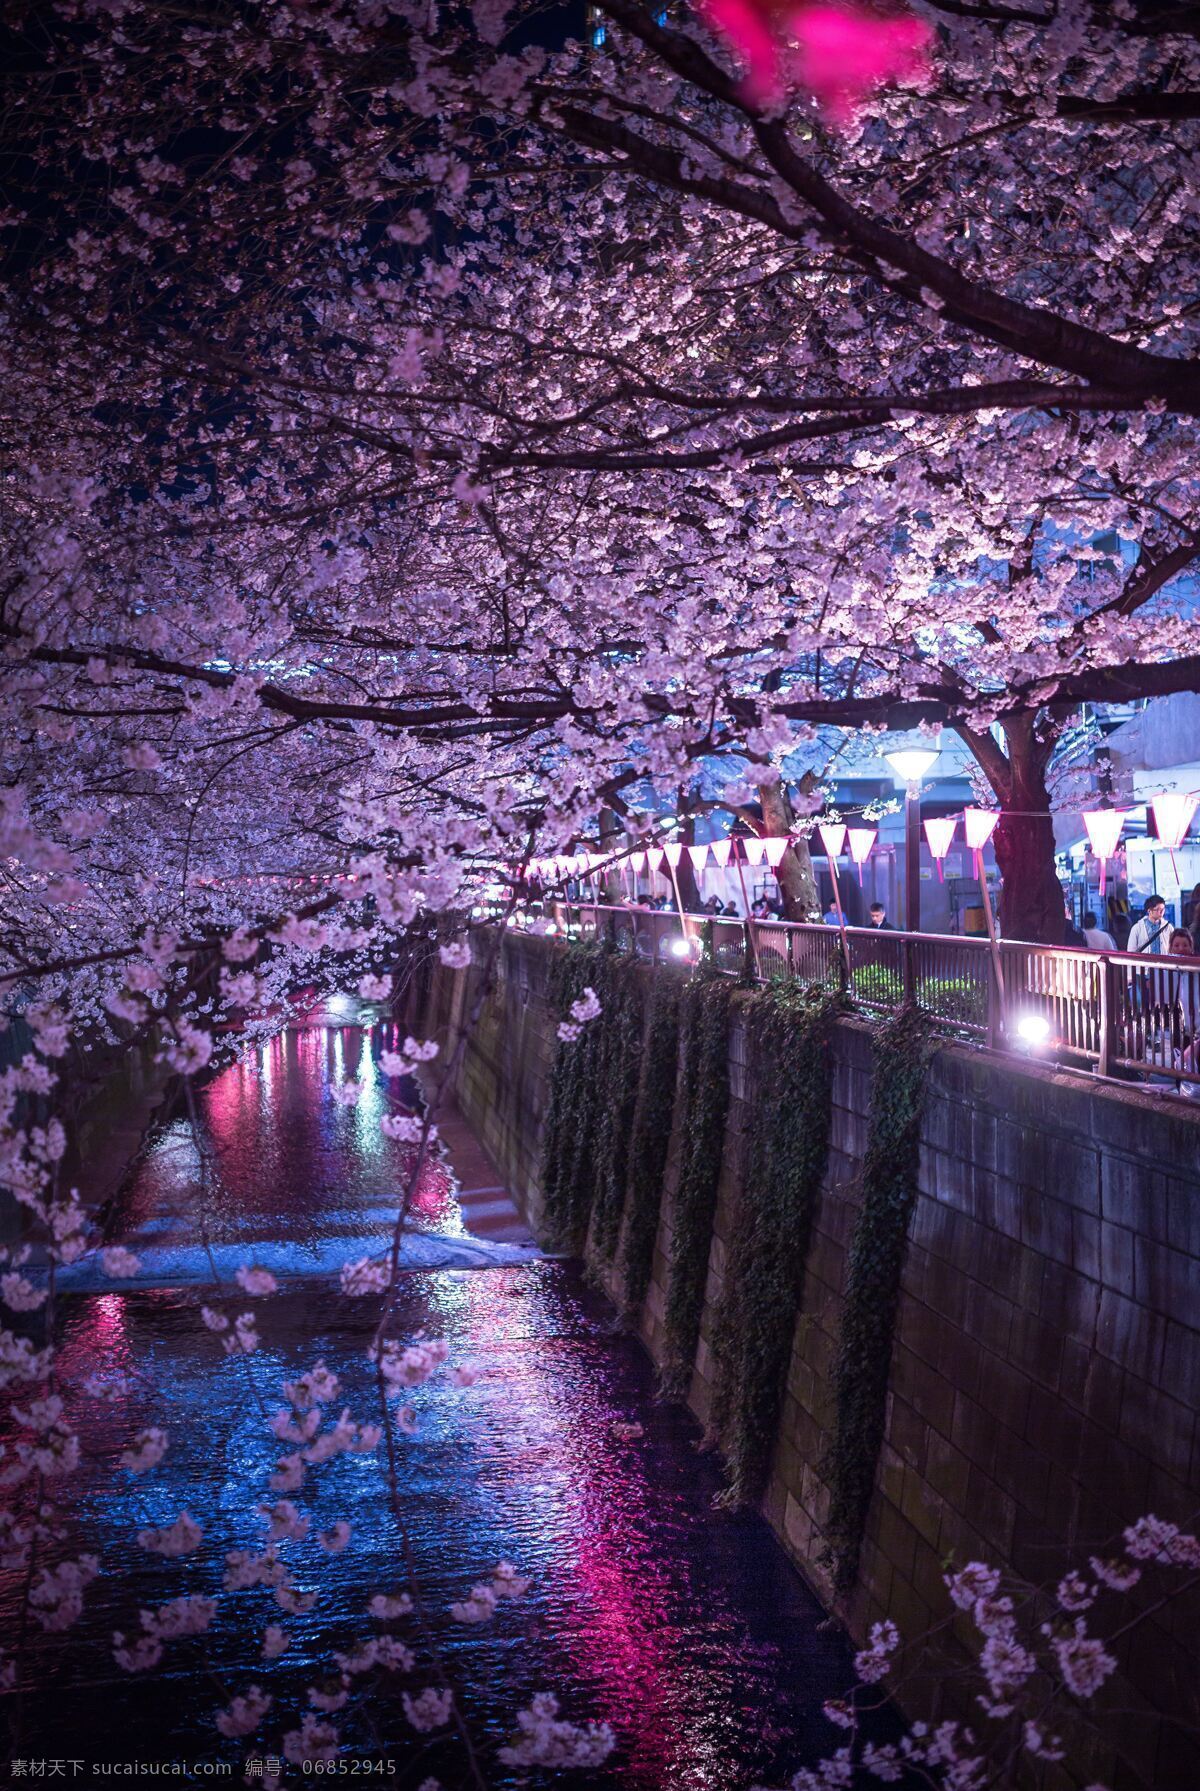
[
  {"x1": 1163, "y1": 930, "x2": 1200, "y2": 1094},
  {"x1": 1187, "y1": 882, "x2": 1200, "y2": 951},
  {"x1": 1081, "y1": 910, "x2": 1116, "y2": 950},
  {"x1": 1127, "y1": 896, "x2": 1172, "y2": 956}
]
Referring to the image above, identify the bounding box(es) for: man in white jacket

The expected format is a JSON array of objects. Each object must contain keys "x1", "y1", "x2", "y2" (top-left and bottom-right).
[{"x1": 1127, "y1": 896, "x2": 1172, "y2": 955}]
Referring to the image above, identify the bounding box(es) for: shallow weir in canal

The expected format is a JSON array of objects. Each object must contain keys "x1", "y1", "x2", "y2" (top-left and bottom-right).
[{"x1": 4, "y1": 1020, "x2": 871, "y2": 1788}]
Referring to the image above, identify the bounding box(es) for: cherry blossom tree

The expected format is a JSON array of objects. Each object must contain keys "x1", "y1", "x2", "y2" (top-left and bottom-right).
[{"x1": 3, "y1": 0, "x2": 1200, "y2": 946}]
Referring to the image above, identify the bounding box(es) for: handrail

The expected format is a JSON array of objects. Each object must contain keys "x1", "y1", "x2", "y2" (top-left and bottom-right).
[{"x1": 508, "y1": 901, "x2": 1200, "y2": 1101}]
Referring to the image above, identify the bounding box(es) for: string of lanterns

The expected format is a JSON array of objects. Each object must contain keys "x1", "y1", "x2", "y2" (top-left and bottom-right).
[
  {"x1": 527, "y1": 793, "x2": 1197, "y2": 898},
  {"x1": 1082, "y1": 794, "x2": 1200, "y2": 894}
]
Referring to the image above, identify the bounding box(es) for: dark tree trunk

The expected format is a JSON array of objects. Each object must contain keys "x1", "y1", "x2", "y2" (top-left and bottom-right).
[
  {"x1": 957, "y1": 714, "x2": 1065, "y2": 946},
  {"x1": 675, "y1": 813, "x2": 703, "y2": 913},
  {"x1": 759, "y1": 777, "x2": 821, "y2": 921}
]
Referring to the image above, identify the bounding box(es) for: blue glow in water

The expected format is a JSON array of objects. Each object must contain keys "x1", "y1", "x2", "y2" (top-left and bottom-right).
[{"x1": 2, "y1": 1027, "x2": 870, "y2": 1786}]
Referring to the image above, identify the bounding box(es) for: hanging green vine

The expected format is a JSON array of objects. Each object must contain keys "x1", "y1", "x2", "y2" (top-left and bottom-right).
[
  {"x1": 617, "y1": 971, "x2": 682, "y2": 1316},
  {"x1": 539, "y1": 938, "x2": 613, "y2": 1251},
  {"x1": 821, "y1": 1004, "x2": 935, "y2": 1595},
  {"x1": 708, "y1": 983, "x2": 842, "y2": 1506},
  {"x1": 659, "y1": 971, "x2": 733, "y2": 1400}
]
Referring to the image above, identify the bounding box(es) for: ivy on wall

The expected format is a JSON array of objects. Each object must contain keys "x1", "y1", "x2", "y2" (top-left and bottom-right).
[
  {"x1": 588, "y1": 959, "x2": 648, "y2": 1264},
  {"x1": 821, "y1": 1004, "x2": 935, "y2": 1595},
  {"x1": 539, "y1": 939, "x2": 612, "y2": 1251},
  {"x1": 707, "y1": 983, "x2": 842, "y2": 1507},
  {"x1": 617, "y1": 971, "x2": 682, "y2": 1316},
  {"x1": 659, "y1": 971, "x2": 734, "y2": 1401}
]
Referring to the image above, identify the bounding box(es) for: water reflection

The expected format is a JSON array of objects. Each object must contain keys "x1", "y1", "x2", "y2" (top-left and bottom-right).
[{"x1": 1, "y1": 1027, "x2": 865, "y2": 1786}]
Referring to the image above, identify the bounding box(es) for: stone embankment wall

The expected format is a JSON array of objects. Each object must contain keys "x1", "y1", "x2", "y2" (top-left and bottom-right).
[{"x1": 412, "y1": 933, "x2": 1200, "y2": 1791}]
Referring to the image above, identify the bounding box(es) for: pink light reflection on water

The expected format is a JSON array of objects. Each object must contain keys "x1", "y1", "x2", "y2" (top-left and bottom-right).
[{"x1": 424, "y1": 1267, "x2": 745, "y2": 1789}]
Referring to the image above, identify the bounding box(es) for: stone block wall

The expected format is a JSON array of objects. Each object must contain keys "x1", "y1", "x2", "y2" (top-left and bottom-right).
[{"x1": 414, "y1": 933, "x2": 1200, "y2": 1789}]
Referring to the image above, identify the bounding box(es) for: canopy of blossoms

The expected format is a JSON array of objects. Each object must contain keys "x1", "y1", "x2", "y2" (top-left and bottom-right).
[{"x1": 3, "y1": 0, "x2": 1199, "y2": 969}]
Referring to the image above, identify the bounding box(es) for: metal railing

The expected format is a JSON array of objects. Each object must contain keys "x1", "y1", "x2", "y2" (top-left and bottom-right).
[{"x1": 515, "y1": 902, "x2": 1200, "y2": 1098}]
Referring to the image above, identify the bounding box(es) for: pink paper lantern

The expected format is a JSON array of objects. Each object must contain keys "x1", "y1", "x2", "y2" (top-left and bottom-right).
[
  {"x1": 847, "y1": 826, "x2": 875, "y2": 885},
  {"x1": 817, "y1": 821, "x2": 847, "y2": 859},
  {"x1": 923, "y1": 815, "x2": 957, "y2": 882},
  {"x1": 1152, "y1": 790, "x2": 1198, "y2": 881},
  {"x1": 962, "y1": 808, "x2": 999, "y2": 856},
  {"x1": 1082, "y1": 809, "x2": 1129, "y2": 895},
  {"x1": 742, "y1": 836, "x2": 767, "y2": 867},
  {"x1": 1151, "y1": 792, "x2": 1198, "y2": 849},
  {"x1": 710, "y1": 839, "x2": 733, "y2": 868},
  {"x1": 687, "y1": 843, "x2": 710, "y2": 872},
  {"x1": 763, "y1": 837, "x2": 789, "y2": 868}
]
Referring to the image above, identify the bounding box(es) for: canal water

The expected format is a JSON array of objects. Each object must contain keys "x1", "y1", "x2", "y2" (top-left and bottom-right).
[{"x1": 4, "y1": 1018, "x2": 864, "y2": 1787}]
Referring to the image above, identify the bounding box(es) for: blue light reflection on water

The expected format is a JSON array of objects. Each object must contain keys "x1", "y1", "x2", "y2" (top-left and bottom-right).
[{"x1": 2, "y1": 1026, "x2": 868, "y2": 1786}]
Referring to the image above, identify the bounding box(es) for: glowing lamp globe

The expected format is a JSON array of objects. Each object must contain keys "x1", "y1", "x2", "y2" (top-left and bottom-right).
[{"x1": 885, "y1": 745, "x2": 939, "y2": 786}]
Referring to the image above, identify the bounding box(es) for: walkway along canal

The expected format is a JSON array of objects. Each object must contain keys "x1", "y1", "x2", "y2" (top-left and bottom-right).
[{"x1": 2, "y1": 1011, "x2": 872, "y2": 1786}]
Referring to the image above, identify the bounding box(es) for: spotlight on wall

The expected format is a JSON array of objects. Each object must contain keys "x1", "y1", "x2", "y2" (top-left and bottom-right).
[
  {"x1": 669, "y1": 936, "x2": 693, "y2": 958},
  {"x1": 1015, "y1": 1012, "x2": 1051, "y2": 1049}
]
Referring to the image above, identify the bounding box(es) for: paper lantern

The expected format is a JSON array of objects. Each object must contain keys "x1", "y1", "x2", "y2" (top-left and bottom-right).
[
  {"x1": 1082, "y1": 809, "x2": 1129, "y2": 896},
  {"x1": 646, "y1": 847, "x2": 665, "y2": 876},
  {"x1": 710, "y1": 839, "x2": 733, "y2": 869},
  {"x1": 923, "y1": 815, "x2": 957, "y2": 882},
  {"x1": 847, "y1": 826, "x2": 876, "y2": 885},
  {"x1": 630, "y1": 850, "x2": 647, "y2": 874},
  {"x1": 687, "y1": 843, "x2": 710, "y2": 872},
  {"x1": 817, "y1": 821, "x2": 847, "y2": 859},
  {"x1": 587, "y1": 853, "x2": 605, "y2": 873},
  {"x1": 962, "y1": 807, "x2": 999, "y2": 872},
  {"x1": 1152, "y1": 791, "x2": 1198, "y2": 882},
  {"x1": 763, "y1": 837, "x2": 789, "y2": 868},
  {"x1": 1151, "y1": 792, "x2": 1198, "y2": 849},
  {"x1": 663, "y1": 842, "x2": 684, "y2": 869},
  {"x1": 742, "y1": 836, "x2": 767, "y2": 867}
]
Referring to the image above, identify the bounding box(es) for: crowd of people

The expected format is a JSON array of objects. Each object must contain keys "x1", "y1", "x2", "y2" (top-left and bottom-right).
[{"x1": 1066, "y1": 882, "x2": 1200, "y2": 957}]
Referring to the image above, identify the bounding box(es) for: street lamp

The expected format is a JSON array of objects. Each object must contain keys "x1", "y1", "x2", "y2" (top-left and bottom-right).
[{"x1": 884, "y1": 744, "x2": 940, "y2": 932}]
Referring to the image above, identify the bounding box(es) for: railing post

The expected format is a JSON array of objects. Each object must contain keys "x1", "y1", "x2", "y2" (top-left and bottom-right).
[
  {"x1": 1098, "y1": 955, "x2": 1115, "y2": 1079},
  {"x1": 902, "y1": 934, "x2": 917, "y2": 1009}
]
